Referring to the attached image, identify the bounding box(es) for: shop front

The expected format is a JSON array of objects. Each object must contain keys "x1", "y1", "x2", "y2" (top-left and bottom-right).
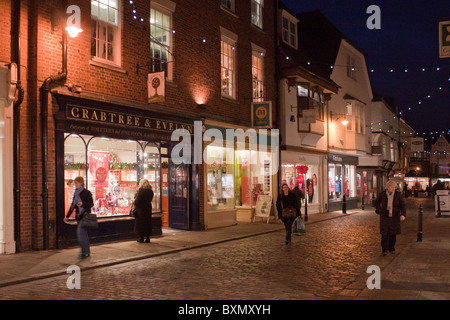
[
  {"x1": 328, "y1": 153, "x2": 358, "y2": 212},
  {"x1": 280, "y1": 151, "x2": 327, "y2": 214},
  {"x1": 203, "y1": 121, "x2": 279, "y2": 227},
  {"x1": 54, "y1": 94, "x2": 198, "y2": 247}
]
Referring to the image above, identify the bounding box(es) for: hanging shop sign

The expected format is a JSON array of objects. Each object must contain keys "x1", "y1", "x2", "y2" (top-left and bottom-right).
[
  {"x1": 148, "y1": 71, "x2": 165, "y2": 103},
  {"x1": 440, "y1": 21, "x2": 450, "y2": 58},
  {"x1": 251, "y1": 101, "x2": 272, "y2": 128}
]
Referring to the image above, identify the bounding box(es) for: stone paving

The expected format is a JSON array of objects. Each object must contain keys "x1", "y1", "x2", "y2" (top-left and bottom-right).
[{"x1": 0, "y1": 198, "x2": 448, "y2": 301}]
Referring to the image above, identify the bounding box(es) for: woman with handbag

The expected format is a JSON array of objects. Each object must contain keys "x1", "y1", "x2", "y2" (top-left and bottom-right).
[
  {"x1": 64, "y1": 176, "x2": 94, "y2": 258},
  {"x1": 276, "y1": 183, "x2": 301, "y2": 244},
  {"x1": 133, "y1": 179, "x2": 154, "y2": 243},
  {"x1": 374, "y1": 180, "x2": 406, "y2": 255}
]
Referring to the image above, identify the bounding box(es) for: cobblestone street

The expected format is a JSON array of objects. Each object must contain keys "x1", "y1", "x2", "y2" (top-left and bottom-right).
[{"x1": 0, "y1": 198, "x2": 443, "y2": 300}]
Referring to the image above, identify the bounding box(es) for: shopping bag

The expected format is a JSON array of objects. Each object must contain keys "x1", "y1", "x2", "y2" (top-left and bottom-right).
[{"x1": 293, "y1": 217, "x2": 305, "y2": 236}]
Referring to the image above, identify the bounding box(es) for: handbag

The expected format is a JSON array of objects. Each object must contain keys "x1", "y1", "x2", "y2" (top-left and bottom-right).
[
  {"x1": 280, "y1": 199, "x2": 297, "y2": 219},
  {"x1": 293, "y1": 217, "x2": 306, "y2": 236},
  {"x1": 79, "y1": 213, "x2": 98, "y2": 229}
]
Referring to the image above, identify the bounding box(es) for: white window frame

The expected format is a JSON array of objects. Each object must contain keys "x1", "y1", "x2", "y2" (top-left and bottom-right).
[
  {"x1": 91, "y1": 0, "x2": 122, "y2": 67},
  {"x1": 281, "y1": 11, "x2": 298, "y2": 49},
  {"x1": 221, "y1": 0, "x2": 235, "y2": 13},
  {"x1": 252, "y1": 44, "x2": 265, "y2": 102},
  {"x1": 251, "y1": 0, "x2": 264, "y2": 29},
  {"x1": 150, "y1": 3, "x2": 174, "y2": 80},
  {"x1": 221, "y1": 28, "x2": 238, "y2": 99}
]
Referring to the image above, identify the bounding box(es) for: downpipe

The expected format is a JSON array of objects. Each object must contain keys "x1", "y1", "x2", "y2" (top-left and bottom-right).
[{"x1": 40, "y1": 73, "x2": 66, "y2": 250}]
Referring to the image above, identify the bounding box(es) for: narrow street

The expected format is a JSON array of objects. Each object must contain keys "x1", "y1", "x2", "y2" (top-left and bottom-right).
[{"x1": 0, "y1": 198, "x2": 435, "y2": 300}]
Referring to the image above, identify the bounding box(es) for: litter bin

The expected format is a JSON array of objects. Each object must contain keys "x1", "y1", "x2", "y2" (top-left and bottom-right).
[{"x1": 435, "y1": 190, "x2": 450, "y2": 217}]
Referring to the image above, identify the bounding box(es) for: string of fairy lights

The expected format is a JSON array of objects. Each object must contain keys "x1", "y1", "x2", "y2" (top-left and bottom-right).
[{"x1": 126, "y1": 2, "x2": 449, "y2": 136}]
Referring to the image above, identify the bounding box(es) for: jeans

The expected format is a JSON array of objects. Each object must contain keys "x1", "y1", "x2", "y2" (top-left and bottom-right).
[{"x1": 77, "y1": 223, "x2": 90, "y2": 255}]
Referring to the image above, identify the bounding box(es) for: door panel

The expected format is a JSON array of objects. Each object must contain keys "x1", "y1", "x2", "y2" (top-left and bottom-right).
[{"x1": 169, "y1": 162, "x2": 189, "y2": 229}]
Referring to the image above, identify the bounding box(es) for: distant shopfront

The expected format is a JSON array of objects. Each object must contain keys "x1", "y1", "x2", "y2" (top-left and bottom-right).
[
  {"x1": 203, "y1": 121, "x2": 278, "y2": 227},
  {"x1": 280, "y1": 151, "x2": 327, "y2": 214},
  {"x1": 55, "y1": 94, "x2": 199, "y2": 247},
  {"x1": 328, "y1": 153, "x2": 358, "y2": 212}
]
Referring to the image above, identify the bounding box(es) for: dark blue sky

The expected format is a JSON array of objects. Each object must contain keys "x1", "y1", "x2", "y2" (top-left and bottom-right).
[{"x1": 282, "y1": 0, "x2": 450, "y2": 133}]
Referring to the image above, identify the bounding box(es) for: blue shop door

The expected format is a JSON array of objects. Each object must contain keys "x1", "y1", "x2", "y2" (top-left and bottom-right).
[{"x1": 169, "y1": 162, "x2": 189, "y2": 230}]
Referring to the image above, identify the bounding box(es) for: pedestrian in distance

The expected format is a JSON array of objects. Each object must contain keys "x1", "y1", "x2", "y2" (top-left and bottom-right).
[
  {"x1": 276, "y1": 183, "x2": 301, "y2": 245},
  {"x1": 133, "y1": 179, "x2": 154, "y2": 243},
  {"x1": 291, "y1": 184, "x2": 304, "y2": 219},
  {"x1": 374, "y1": 180, "x2": 406, "y2": 256},
  {"x1": 64, "y1": 176, "x2": 94, "y2": 258}
]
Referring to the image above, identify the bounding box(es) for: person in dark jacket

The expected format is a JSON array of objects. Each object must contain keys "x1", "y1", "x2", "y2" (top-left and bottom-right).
[
  {"x1": 374, "y1": 180, "x2": 406, "y2": 255},
  {"x1": 64, "y1": 176, "x2": 94, "y2": 258},
  {"x1": 133, "y1": 179, "x2": 154, "y2": 243},
  {"x1": 291, "y1": 184, "x2": 303, "y2": 218},
  {"x1": 276, "y1": 183, "x2": 301, "y2": 244}
]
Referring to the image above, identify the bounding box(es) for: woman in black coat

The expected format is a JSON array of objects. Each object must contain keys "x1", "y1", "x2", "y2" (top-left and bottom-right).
[
  {"x1": 276, "y1": 183, "x2": 301, "y2": 244},
  {"x1": 133, "y1": 179, "x2": 154, "y2": 243},
  {"x1": 374, "y1": 180, "x2": 406, "y2": 255}
]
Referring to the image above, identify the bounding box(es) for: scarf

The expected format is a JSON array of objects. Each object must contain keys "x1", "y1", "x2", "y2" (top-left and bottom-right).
[{"x1": 386, "y1": 190, "x2": 394, "y2": 217}]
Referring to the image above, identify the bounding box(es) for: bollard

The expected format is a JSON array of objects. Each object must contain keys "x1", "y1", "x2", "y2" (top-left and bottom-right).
[
  {"x1": 362, "y1": 196, "x2": 365, "y2": 210},
  {"x1": 342, "y1": 194, "x2": 347, "y2": 214},
  {"x1": 417, "y1": 204, "x2": 423, "y2": 242}
]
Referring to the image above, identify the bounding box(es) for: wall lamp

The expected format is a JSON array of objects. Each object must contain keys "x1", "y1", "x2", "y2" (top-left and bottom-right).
[
  {"x1": 330, "y1": 111, "x2": 349, "y2": 126},
  {"x1": 65, "y1": 5, "x2": 83, "y2": 38},
  {"x1": 197, "y1": 104, "x2": 206, "y2": 110}
]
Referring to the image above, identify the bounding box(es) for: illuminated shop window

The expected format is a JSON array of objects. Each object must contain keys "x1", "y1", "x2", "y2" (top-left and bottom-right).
[
  {"x1": 206, "y1": 145, "x2": 235, "y2": 211},
  {"x1": 64, "y1": 133, "x2": 161, "y2": 219}
]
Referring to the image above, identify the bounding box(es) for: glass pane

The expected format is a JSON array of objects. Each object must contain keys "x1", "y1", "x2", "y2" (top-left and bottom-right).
[
  {"x1": 108, "y1": 7, "x2": 117, "y2": 26},
  {"x1": 99, "y1": 2, "x2": 108, "y2": 22},
  {"x1": 91, "y1": 0, "x2": 99, "y2": 18},
  {"x1": 64, "y1": 134, "x2": 87, "y2": 219},
  {"x1": 143, "y1": 144, "x2": 161, "y2": 212},
  {"x1": 206, "y1": 145, "x2": 235, "y2": 211},
  {"x1": 87, "y1": 138, "x2": 143, "y2": 217}
]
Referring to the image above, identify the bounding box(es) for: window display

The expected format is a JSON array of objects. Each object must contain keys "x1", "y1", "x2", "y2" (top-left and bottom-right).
[
  {"x1": 328, "y1": 163, "x2": 356, "y2": 200},
  {"x1": 281, "y1": 163, "x2": 319, "y2": 205},
  {"x1": 235, "y1": 150, "x2": 273, "y2": 207},
  {"x1": 64, "y1": 133, "x2": 161, "y2": 220},
  {"x1": 206, "y1": 145, "x2": 235, "y2": 211}
]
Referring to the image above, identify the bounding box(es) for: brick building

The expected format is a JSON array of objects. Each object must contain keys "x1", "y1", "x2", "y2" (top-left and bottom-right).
[{"x1": 0, "y1": 0, "x2": 278, "y2": 253}]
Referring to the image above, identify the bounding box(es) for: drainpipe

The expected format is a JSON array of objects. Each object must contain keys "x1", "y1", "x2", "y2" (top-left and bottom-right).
[
  {"x1": 39, "y1": 25, "x2": 67, "y2": 250},
  {"x1": 12, "y1": 0, "x2": 24, "y2": 252}
]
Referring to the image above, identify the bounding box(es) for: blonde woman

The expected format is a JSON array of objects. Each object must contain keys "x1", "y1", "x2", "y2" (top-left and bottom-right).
[
  {"x1": 132, "y1": 179, "x2": 154, "y2": 243},
  {"x1": 374, "y1": 180, "x2": 406, "y2": 255}
]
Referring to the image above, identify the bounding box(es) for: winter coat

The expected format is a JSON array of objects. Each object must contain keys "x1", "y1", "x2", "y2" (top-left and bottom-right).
[
  {"x1": 133, "y1": 187, "x2": 154, "y2": 236},
  {"x1": 66, "y1": 188, "x2": 94, "y2": 221},
  {"x1": 374, "y1": 190, "x2": 406, "y2": 235},
  {"x1": 276, "y1": 192, "x2": 301, "y2": 221}
]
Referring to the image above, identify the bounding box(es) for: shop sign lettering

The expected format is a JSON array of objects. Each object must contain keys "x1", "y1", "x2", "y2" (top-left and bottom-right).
[{"x1": 67, "y1": 105, "x2": 193, "y2": 134}]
